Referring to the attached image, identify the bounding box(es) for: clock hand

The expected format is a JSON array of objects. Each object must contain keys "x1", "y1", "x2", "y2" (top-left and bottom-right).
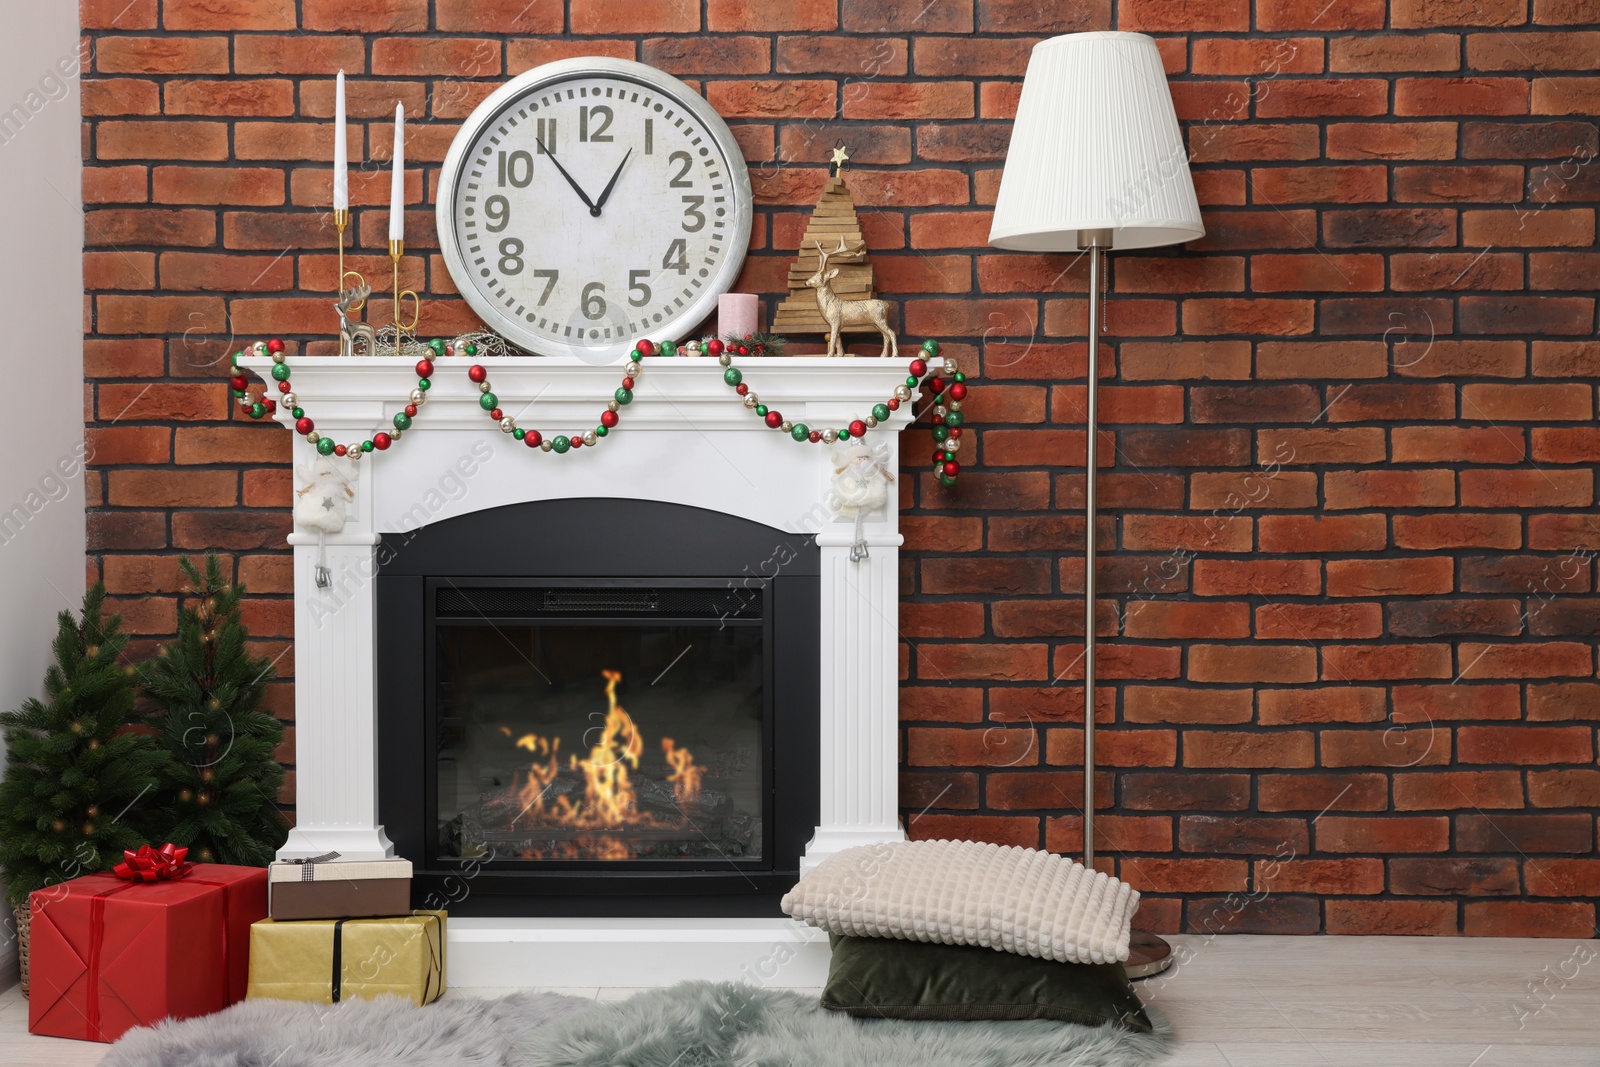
[
  {"x1": 593, "y1": 148, "x2": 633, "y2": 213},
  {"x1": 537, "y1": 135, "x2": 599, "y2": 215}
]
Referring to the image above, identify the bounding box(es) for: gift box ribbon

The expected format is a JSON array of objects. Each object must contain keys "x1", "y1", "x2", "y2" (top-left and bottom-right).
[{"x1": 112, "y1": 843, "x2": 193, "y2": 882}]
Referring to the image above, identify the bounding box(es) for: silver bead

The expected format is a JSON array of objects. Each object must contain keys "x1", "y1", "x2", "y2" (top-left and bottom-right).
[
  {"x1": 280, "y1": 391, "x2": 297, "y2": 408},
  {"x1": 582, "y1": 431, "x2": 597, "y2": 446},
  {"x1": 934, "y1": 405, "x2": 947, "y2": 419},
  {"x1": 865, "y1": 416, "x2": 878, "y2": 429},
  {"x1": 944, "y1": 358, "x2": 960, "y2": 375},
  {"x1": 780, "y1": 420, "x2": 793, "y2": 433},
  {"x1": 540, "y1": 439, "x2": 554, "y2": 452},
  {"x1": 822, "y1": 428, "x2": 838, "y2": 443},
  {"x1": 607, "y1": 400, "x2": 620, "y2": 413},
  {"x1": 625, "y1": 361, "x2": 641, "y2": 377},
  {"x1": 499, "y1": 417, "x2": 517, "y2": 433},
  {"x1": 306, "y1": 431, "x2": 321, "y2": 444},
  {"x1": 389, "y1": 429, "x2": 402, "y2": 440},
  {"x1": 950, "y1": 400, "x2": 962, "y2": 412},
  {"x1": 409, "y1": 388, "x2": 426, "y2": 405},
  {"x1": 893, "y1": 385, "x2": 912, "y2": 401},
  {"x1": 743, "y1": 394, "x2": 758, "y2": 409},
  {"x1": 347, "y1": 446, "x2": 362, "y2": 461},
  {"x1": 719, "y1": 354, "x2": 732, "y2": 367},
  {"x1": 478, "y1": 380, "x2": 492, "y2": 394},
  {"x1": 944, "y1": 437, "x2": 961, "y2": 453},
  {"x1": 251, "y1": 341, "x2": 267, "y2": 357}
]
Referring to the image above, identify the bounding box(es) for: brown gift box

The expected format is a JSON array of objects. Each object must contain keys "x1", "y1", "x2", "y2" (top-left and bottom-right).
[{"x1": 268, "y1": 857, "x2": 412, "y2": 921}]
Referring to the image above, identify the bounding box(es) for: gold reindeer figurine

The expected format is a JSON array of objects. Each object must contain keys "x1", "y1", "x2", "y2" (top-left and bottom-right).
[{"x1": 806, "y1": 237, "x2": 897, "y2": 359}]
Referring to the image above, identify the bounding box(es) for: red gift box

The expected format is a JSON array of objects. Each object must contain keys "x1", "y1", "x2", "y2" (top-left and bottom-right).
[{"x1": 27, "y1": 863, "x2": 268, "y2": 1042}]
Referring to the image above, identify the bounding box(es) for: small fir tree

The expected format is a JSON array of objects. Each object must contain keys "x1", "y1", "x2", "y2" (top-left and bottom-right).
[
  {"x1": 0, "y1": 585, "x2": 163, "y2": 910},
  {"x1": 142, "y1": 555, "x2": 287, "y2": 865}
]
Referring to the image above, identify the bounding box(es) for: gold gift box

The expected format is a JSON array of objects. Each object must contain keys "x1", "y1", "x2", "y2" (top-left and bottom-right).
[{"x1": 246, "y1": 911, "x2": 445, "y2": 1006}]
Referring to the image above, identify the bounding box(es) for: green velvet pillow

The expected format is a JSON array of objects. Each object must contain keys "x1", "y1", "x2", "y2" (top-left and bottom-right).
[{"x1": 820, "y1": 934, "x2": 1152, "y2": 1032}]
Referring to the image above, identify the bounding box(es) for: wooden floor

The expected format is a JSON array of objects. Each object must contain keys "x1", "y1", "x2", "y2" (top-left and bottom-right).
[{"x1": 4, "y1": 934, "x2": 1597, "y2": 1065}]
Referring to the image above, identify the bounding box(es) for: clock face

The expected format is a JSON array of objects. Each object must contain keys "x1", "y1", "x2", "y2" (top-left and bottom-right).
[{"x1": 437, "y1": 58, "x2": 752, "y2": 361}]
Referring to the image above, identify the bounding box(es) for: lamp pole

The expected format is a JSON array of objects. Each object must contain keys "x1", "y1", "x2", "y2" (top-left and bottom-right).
[{"x1": 1081, "y1": 228, "x2": 1110, "y2": 872}]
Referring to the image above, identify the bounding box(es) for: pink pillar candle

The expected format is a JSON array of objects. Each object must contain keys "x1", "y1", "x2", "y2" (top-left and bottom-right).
[{"x1": 718, "y1": 293, "x2": 759, "y2": 340}]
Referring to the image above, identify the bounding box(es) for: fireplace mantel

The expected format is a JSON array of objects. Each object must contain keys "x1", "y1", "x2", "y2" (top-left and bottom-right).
[{"x1": 239, "y1": 351, "x2": 932, "y2": 984}]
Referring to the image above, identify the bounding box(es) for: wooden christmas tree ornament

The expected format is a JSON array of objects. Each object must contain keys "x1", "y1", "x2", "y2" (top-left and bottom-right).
[{"x1": 771, "y1": 147, "x2": 882, "y2": 341}]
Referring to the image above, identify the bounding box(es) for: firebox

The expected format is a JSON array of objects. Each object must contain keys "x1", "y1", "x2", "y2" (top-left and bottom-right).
[{"x1": 376, "y1": 498, "x2": 820, "y2": 917}]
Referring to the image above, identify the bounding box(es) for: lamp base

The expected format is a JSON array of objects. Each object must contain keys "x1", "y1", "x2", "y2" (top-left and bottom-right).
[{"x1": 1124, "y1": 931, "x2": 1175, "y2": 979}]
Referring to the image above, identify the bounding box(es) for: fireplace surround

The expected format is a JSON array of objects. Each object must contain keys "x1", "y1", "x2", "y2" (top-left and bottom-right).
[{"x1": 242, "y1": 353, "x2": 926, "y2": 984}]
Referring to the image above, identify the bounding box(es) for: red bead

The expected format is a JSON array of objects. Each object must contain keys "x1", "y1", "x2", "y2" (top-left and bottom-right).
[
  {"x1": 849, "y1": 420, "x2": 867, "y2": 438},
  {"x1": 490, "y1": 408, "x2": 503, "y2": 421},
  {"x1": 887, "y1": 398, "x2": 900, "y2": 411},
  {"x1": 266, "y1": 338, "x2": 284, "y2": 354},
  {"x1": 909, "y1": 359, "x2": 927, "y2": 377},
  {"x1": 808, "y1": 430, "x2": 821, "y2": 443},
  {"x1": 415, "y1": 359, "x2": 434, "y2": 378},
  {"x1": 277, "y1": 380, "x2": 291, "y2": 393},
  {"x1": 525, "y1": 430, "x2": 542, "y2": 448},
  {"x1": 334, "y1": 444, "x2": 348, "y2": 457},
  {"x1": 707, "y1": 339, "x2": 724, "y2": 356},
  {"x1": 735, "y1": 383, "x2": 749, "y2": 396},
  {"x1": 942, "y1": 461, "x2": 961, "y2": 477},
  {"x1": 932, "y1": 450, "x2": 945, "y2": 464},
  {"x1": 636, "y1": 339, "x2": 655, "y2": 357},
  {"x1": 929, "y1": 378, "x2": 945, "y2": 394},
  {"x1": 933, "y1": 414, "x2": 945, "y2": 425},
  {"x1": 264, "y1": 399, "x2": 276, "y2": 413},
  {"x1": 764, "y1": 411, "x2": 783, "y2": 429},
  {"x1": 373, "y1": 432, "x2": 392, "y2": 450},
  {"x1": 950, "y1": 427, "x2": 963, "y2": 438},
  {"x1": 570, "y1": 436, "x2": 582, "y2": 448},
  {"x1": 621, "y1": 376, "x2": 635, "y2": 390},
  {"x1": 405, "y1": 404, "x2": 419, "y2": 417},
  {"x1": 230, "y1": 375, "x2": 249, "y2": 392},
  {"x1": 948, "y1": 382, "x2": 968, "y2": 401},
  {"x1": 601, "y1": 410, "x2": 619, "y2": 428},
  {"x1": 468, "y1": 364, "x2": 488, "y2": 383},
  {"x1": 295, "y1": 416, "x2": 314, "y2": 435}
]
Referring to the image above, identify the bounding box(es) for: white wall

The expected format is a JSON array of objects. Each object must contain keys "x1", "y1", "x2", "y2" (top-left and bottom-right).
[{"x1": 0, "y1": 6, "x2": 87, "y2": 988}]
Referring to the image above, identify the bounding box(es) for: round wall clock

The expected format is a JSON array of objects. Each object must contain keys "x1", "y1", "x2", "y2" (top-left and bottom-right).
[{"x1": 437, "y1": 57, "x2": 753, "y2": 361}]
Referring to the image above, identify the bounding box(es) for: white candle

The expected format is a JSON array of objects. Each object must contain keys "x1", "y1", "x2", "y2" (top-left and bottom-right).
[
  {"x1": 333, "y1": 71, "x2": 348, "y2": 212},
  {"x1": 719, "y1": 293, "x2": 759, "y2": 340},
  {"x1": 388, "y1": 103, "x2": 405, "y2": 242}
]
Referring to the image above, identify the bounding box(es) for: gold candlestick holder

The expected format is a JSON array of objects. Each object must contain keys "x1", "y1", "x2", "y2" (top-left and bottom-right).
[
  {"x1": 334, "y1": 209, "x2": 367, "y2": 305},
  {"x1": 389, "y1": 238, "x2": 420, "y2": 337}
]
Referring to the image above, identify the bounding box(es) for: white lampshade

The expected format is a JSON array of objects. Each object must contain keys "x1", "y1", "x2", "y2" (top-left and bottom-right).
[{"x1": 990, "y1": 31, "x2": 1203, "y2": 252}]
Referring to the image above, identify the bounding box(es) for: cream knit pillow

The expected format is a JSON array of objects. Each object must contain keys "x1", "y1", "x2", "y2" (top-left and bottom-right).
[{"x1": 780, "y1": 839, "x2": 1139, "y2": 965}]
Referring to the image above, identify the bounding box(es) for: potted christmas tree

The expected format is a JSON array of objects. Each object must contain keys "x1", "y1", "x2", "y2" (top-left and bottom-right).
[
  {"x1": 0, "y1": 585, "x2": 162, "y2": 995},
  {"x1": 142, "y1": 555, "x2": 288, "y2": 865}
]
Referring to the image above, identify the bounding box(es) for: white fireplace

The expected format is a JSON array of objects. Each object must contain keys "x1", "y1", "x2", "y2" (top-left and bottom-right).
[{"x1": 239, "y1": 352, "x2": 923, "y2": 985}]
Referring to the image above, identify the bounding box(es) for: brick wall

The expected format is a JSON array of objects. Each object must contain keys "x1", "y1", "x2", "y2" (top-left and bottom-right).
[{"x1": 82, "y1": 0, "x2": 1599, "y2": 936}]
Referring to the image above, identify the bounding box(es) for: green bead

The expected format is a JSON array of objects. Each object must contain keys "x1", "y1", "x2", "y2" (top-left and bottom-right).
[
  {"x1": 552, "y1": 435, "x2": 571, "y2": 453},
  {"x1": 945, "y1": 411, "x2": 964, "y2": 427},
  {"x1": 233, "y1": 389, "x2": 246, "y2": 399},
  {"x1": 922, "y1": 339, "x2": 941, "y2": 356},
  {"x1": 479, "y1": 392, "x2": 498, "y2": 411},
  {"x1": 660, "y1": 340, "x2": 677, "y2": 356},
  {"x1": 614, "y1": 387, "x2": 633, "y2": 405},
  {"x1": 723, "y1": 367, "x2": 742, "y2": 387},
  {"x1": 944, "y1": 451, "x2": 956, "y2": 462},
  {"x1": 838, "y1": 427, "x2": 851, "y2": 441},
  {"x1": 939, "y1": 473, "x2": 957, "y2": 487},
  {"x1": 464, "y1": 343, "x2": 478, "y2": 355},
  {"x1": 953, "y1": 372, "x2": 965, "y2": 382},
  {"x1": 791, "y1": 423, "x2": 809, "y2": 441},
  {"x1": 249, "y1": 402, "x2": 266, "y2": 419},
  {"x1": 932, "y1": 425, "x2": 950, "y2": 442},
  {"x1": 417, "y1": 377, "x2": 431, "y2": 390},
  {"x1": 630, "y1": 349, "x2": 642, "y2": 360},
  {"x1": 291, "y1": 407, "x2": 305, "y2": 419},
  {"x1": 872, "y1": 404, "x2": 890, "y2": 421},
  {"x1": 513, "y1": 427, "x2": 526, "y2": 440},
  {"x1": 595, "y1": 425, "x2": 609, "y2": 437},
  {"x1": 906, "y1": 376, "x2": 919, "y2": 388},
  {"x1": 231, "y1": 352, "x2": 243, "y2": 366},
  {"x1": 428, "y1": 338, "x2": 445, "y2": 356},
  {"x1": 755, "y1": 405, "x2": 768, "y2": 417},
  {"x1": 316, "y1": 437, "x2": 336, "y2": 456},
  {"x1": 270, "y1": 362, "x2": 292, "y2": 382},
  {"x1": 361, "y1": 440, "x2": 375, "y2": 452},
  {"x1": 393, "y1": 412, "x2": 412, "y2": 430}
]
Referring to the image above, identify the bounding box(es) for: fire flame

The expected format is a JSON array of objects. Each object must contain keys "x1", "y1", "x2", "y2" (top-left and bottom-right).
[{"x1": 501, "y1": 670, "x2": 703, "y2": 859}]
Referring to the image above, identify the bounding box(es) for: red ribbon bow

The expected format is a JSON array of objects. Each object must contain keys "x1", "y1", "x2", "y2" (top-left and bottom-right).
[{"x1": 112, "y1": 843, "x2": 193, "y2": 882}]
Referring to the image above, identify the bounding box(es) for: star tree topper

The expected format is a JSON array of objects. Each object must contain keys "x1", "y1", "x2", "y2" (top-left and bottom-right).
[{"x1": 829, "y1": 144, "x2": 850, "y2": 175}]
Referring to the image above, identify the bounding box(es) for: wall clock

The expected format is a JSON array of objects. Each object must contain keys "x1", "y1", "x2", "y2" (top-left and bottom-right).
[{"x1": 437, "y1": 57, "x2": 753, "y2": 361}]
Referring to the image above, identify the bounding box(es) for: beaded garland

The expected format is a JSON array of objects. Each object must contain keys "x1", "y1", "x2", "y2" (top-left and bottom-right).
[{"x1": 231, "y1": 336, "x2": 964, "y2": 484}]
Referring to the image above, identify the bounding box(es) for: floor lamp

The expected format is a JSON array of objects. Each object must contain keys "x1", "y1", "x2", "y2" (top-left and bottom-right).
[{"x1": 989, "y1": 31, "x2": 1205, "y2": 979}]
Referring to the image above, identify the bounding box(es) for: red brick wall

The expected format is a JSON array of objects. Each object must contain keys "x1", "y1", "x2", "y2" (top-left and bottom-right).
[{"x1": 82, "y1": 1, "x2": 1599, "y2": 936}]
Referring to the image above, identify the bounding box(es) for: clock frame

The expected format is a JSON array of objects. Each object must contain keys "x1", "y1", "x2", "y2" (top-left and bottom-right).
[{"x1": 436, "y1": 57, "x2": 753, "y2": 361}]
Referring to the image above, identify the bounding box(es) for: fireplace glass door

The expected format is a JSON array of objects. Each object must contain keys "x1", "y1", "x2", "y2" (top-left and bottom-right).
[{"x1": 430, "y1": 583, "x2": 767, "y2": 867}]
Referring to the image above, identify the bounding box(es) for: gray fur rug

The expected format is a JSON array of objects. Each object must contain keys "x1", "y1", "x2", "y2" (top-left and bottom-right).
[{"x1": 105, "y1": 981, "x2": 1172, "y2": 1067}]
